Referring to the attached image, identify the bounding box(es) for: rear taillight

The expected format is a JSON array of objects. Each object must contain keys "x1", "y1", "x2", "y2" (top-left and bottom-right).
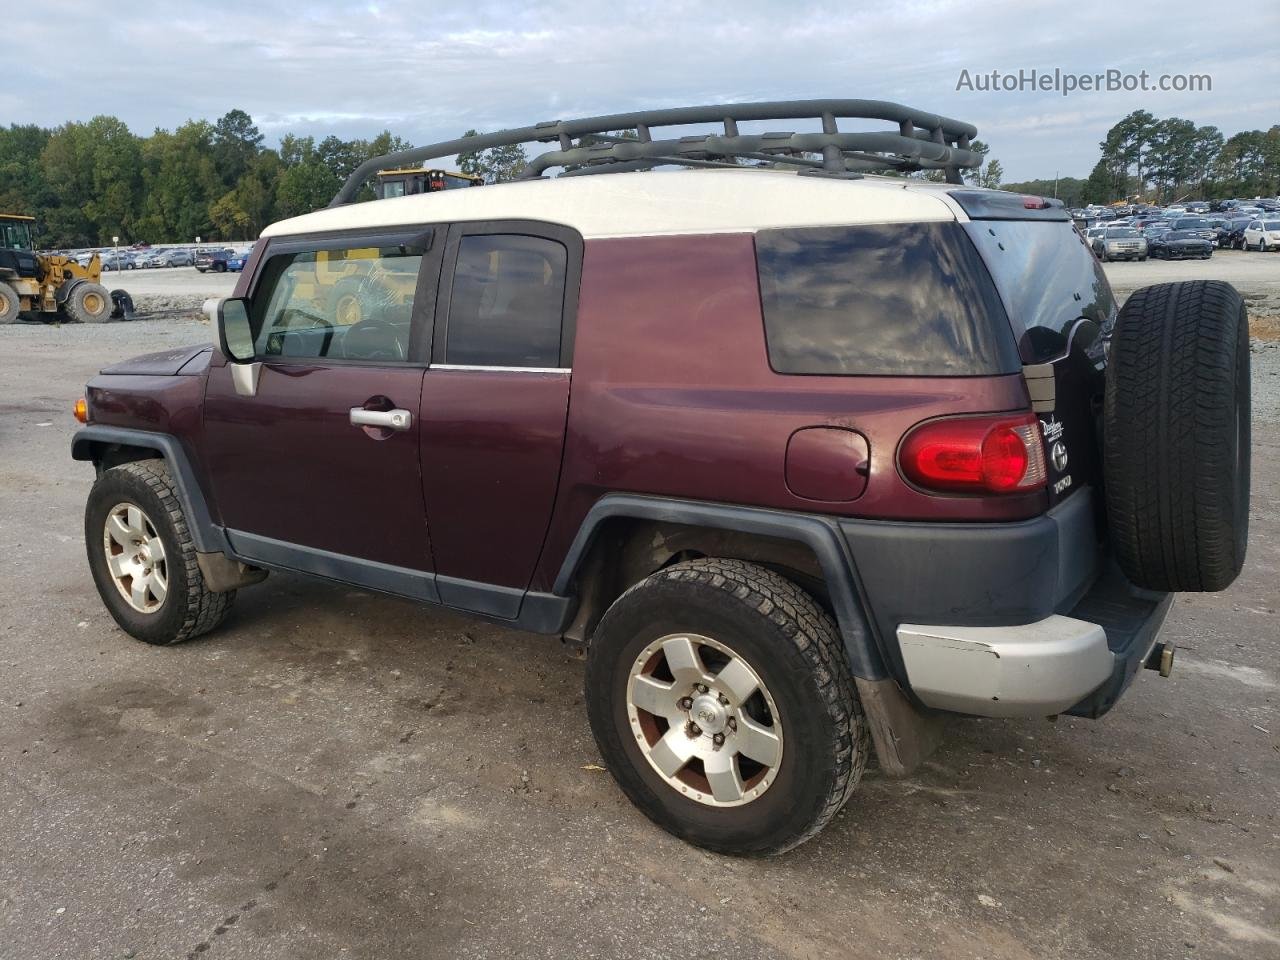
[{"x1": 899, "y1": 412, "x2": 1047, "y2": 494}]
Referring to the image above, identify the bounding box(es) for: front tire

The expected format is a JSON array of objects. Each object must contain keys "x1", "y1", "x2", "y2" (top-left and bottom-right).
[
  {"x1": 65, "y1": 282, "x2": 112, "y2": 323},
  {"x1": 586, "y1": 558, "x2": 868, "y2": 855},
  {"x1": 86, "y1": 460, "x2": 234, "y2": 645}
]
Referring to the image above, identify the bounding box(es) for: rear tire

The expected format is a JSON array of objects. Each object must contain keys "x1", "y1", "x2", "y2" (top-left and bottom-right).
[
  {"x1": 586, "y1": 558, "x2": 868, "y2": 855},
  {"x1": 0, "y1": 283, "x2": 20, "y2": 324},
  {"x1": 1103, "y1": 281, "x2": 1250, "y2": 592},
  {"x1": 65, "y1": 281, "x2": 112, "y2": 323},
  {"x1": 86, "y1": 460, "x2": 234, "y2": 644}
]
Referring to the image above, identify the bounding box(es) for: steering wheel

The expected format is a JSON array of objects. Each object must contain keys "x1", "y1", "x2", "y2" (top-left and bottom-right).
[{"x1": 340, "y1": 318, "x2": 406, "y2": 362}]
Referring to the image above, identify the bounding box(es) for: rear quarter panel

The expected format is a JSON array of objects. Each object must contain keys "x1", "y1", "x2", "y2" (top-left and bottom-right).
[{"x1": 533, "y1": 233, "x2": 1038, "y2": 590}]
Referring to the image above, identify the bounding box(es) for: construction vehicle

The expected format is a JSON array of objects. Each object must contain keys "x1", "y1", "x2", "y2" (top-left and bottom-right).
[
  {"x1": 0, "y1": 214, "x2": 116, "y2": 324},
  {"x1": 374, "y1": 167, "x2": 482, "y2": 199}
]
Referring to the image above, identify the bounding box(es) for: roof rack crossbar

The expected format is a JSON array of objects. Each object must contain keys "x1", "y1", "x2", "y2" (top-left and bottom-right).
[{"x1": 330, "y1": 99, "x2": 980, "y2": 206}]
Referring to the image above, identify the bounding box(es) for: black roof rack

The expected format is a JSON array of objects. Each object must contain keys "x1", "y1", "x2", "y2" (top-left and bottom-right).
[{"x1": 331, "y1": 99, "x2": 980, "y2": 207}]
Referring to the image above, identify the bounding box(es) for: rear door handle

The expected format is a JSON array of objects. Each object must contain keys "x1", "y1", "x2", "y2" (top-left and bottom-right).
[{"x1": 349, "y1": 407, "x2": 413, "y2": 431}]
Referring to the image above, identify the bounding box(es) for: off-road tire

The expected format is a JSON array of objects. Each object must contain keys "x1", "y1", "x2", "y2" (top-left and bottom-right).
[
  {"x1": 65, "y1": 281, "x2": 112, "y2": 323},
  {"x1": 586, "y1": 558, "x2": 868, "y2": 856},
  {"x1": 86, "y1": 460, "x2": 234, "y2": 644},
  {"x1": 0, "y1": 283, "x2": 20, "y2": 324},
  {"x1": 1104, "y1": 280, "x2": 1250, "y2": 592}
]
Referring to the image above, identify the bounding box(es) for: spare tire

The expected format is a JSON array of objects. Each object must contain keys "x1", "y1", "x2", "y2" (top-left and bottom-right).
[{"x1": 1103, "y1": 280, "x2": 1250, "y2": 592}]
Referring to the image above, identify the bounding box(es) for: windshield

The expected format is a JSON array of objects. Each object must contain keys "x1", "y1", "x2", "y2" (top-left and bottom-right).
[
  {"x1": 1178, "y1": 218, "x2": 1208, "y2": 230},
  {"x1": 1266, "y1": 222, "x2": 1280, "y2": 230},
  {"x1": 0, "y1": 219, "x2": 33, "y2": 251},
  {"x1": 1106, "y1": 228, "x2": 1140, "y2": 238},
  {"x1": 1166, "y1": 231, "x2": 1196, "y2": 240}
]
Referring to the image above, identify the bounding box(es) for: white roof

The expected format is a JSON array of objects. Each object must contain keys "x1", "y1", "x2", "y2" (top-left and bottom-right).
[{"x1": 262, "y1": 169, "x2": 965, "y2": 241}]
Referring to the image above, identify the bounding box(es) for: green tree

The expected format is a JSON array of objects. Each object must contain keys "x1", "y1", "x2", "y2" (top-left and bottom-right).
[
  {"x1": 277, "y1": 161, "x2": 339, "y2": 218},
  {"x1": 212, "y1": 109, "x2": 263, "y2": 186},
  {"x1": 456, "y1": 130, "x2": 528, "y2": 183},
  {"x1": 135, "y1": 120, "x2": 222, "y2": 242}
]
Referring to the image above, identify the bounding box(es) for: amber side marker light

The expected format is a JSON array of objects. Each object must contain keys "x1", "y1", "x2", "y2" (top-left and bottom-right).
[{"x1": 74, "y1": 398, "x2": 88, "y2": 424}]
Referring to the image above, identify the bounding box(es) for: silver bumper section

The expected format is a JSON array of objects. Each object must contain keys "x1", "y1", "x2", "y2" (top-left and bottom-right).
[{"x1": 897, "y1": 615, "x2": 1114, "y2": 717}]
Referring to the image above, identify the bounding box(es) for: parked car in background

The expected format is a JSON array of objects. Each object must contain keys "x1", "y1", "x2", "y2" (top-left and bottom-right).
[
  {"x1": 162, "y1": 249, "x2": 194, "y2": 267},
  {"x1": 1168, "y1": 217, "x2": 1216, "y2": 242},
  {"x1": 1150, "y1": 229, "x2": 1214, "y2": 260},
  {"x1": 1242, "y1": 219, "x2": 1280, "y2": 251},
  {"x1": 99, "y1": 251, "x2": 130, "y2": 272},
  {"x1": 1092, "y1": 226, "x2": 1148, "y2": 261},
  {"x1": 1219, "y1": 218, "x2": 1252, "y2": 248},
  {"x1": 195, "y1": 247, "x2": 235, "y2": 273},
  {"x1": 226, "y1": 246, "x2": 255, "y2": 272}
]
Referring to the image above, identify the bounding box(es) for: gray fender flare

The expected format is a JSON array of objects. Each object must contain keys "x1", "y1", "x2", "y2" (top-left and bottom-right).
[
  {"x1": 552, "y1": 494, "x2": 888, "y2": 681},
  {"x1": 71, "y1": 426, "x2": 226, "y2": 554}
]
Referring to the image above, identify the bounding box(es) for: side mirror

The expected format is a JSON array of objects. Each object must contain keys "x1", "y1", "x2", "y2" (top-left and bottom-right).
[{"x1": 214, "y1": 297, "x2": 255, "y2": 362}]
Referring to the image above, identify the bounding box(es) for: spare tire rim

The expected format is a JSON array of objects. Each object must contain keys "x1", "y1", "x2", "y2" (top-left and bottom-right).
[
  {"x1": 626, "y1": 633, "x2": 783, "y2": 807},
  {"x1": 103, "y1": 502, "x2": 168, "y2": 613}
]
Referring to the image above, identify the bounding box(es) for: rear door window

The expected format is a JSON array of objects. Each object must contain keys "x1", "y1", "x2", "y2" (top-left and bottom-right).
[
  {"x1": 755, "y1": 222, "x2": 1018, "y2": 376},
  {"x1": 441, "y1": 234, "x2": 568, "y2": 368}
]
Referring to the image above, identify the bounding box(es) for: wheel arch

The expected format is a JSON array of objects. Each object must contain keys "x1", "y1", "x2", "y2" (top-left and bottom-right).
[
  {"x1": 557, "y1": 495, "x2": 941, "y2": 777},
  {"x1": 72, "y1": 426, "x2": 225, "y2": 554},
  {"x1": 552, "y1": 495, "x2": 887, "y2": 681}
]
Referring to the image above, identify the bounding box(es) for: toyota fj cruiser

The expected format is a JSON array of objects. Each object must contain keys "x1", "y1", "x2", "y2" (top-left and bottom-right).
[{"x1": 72, "y1": 101, "x2": 1251, "y2": 855}]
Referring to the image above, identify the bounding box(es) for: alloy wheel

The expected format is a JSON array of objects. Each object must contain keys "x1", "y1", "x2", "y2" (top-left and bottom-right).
[
  {"x1": 103, "y1": 502, "x2": 168, "y2": 613},
  {"x1": 626, "y1": 633, "x2": 783, "y2": 807}
]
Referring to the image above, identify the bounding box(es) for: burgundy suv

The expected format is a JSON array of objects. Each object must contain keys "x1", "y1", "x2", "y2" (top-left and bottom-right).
[{"x1": 72, "y1": 102, "x2": 1251, "y2": 854}]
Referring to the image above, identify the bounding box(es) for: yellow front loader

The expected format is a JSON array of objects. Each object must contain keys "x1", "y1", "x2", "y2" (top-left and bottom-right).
[{"x1": 0, "y1": 214, "x2": 116, "y2": 324}]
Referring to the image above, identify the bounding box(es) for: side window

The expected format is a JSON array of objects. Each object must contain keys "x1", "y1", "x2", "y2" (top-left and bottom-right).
[
  {"x1": 444, "y1": 234, "x2": 567, "y2": 368},
  {"x1": 252, "y1": 244, "x2": 424, "y2": 362}
]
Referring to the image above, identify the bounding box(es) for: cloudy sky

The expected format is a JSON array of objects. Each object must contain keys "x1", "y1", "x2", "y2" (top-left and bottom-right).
[{"x1": 11, "y1": 0, "x2": 1278, "y2": 181}]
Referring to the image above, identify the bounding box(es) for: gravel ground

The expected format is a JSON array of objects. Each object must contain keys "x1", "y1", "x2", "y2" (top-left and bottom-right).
[{"x1": 0, "y1": 260, "x2": 1277, "y2": 960}]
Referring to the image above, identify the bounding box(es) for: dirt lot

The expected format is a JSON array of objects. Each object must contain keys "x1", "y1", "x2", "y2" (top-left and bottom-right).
[{"x1": 0, "y1": 262, "x2": 1277, "y2": 959}]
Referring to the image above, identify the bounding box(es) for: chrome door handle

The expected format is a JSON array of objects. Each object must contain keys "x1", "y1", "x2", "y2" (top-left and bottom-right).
[{"x1": 349, "y1": 407, "x2": 413, "y2": 431}]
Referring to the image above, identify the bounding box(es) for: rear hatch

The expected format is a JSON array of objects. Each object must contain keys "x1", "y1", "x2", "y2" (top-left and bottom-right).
[{"x1": 952, "y1": 190, "x2": 1116, "y2": 510}]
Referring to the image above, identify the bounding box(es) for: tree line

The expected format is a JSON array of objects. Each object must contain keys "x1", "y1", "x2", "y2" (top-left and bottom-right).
[
  {"x1": 1004, "y1": 111, "x2": 1280, "y2": 207},
  {"x1": 2, "y1": 107, "x2": 1274, "y2": 247},
  {"x1": 0, "y1": 110, "x2": 411, "y2": 248}
]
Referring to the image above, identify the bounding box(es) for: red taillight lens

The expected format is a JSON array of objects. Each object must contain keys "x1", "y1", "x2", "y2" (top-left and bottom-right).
[
  {"x1": 1022, "y1": 195, "x2": 1049, "y2": 209},
  {"x1": 900, "y1": 413, "x2": 1047, "y2": 494}
]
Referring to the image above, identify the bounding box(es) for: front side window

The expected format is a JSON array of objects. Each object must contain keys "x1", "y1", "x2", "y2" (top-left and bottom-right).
[
  {"x1": 252, "y1": 243, "x2": 424, "y2": 362},
  {"x1": 444, "y1": 234, "x2": 567, "y2": 368}
]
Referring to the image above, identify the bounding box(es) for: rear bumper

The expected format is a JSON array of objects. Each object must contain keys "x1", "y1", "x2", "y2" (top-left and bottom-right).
[
  {"x1": 897, "y1": 616, "x2": 1112, "y2": 716},
  {"x1": 840, "y1": 488, "x2": 1173, "y2": 718},
  {"x1": 897, "y1": 569, "x2": 1173, "y2": 718}
]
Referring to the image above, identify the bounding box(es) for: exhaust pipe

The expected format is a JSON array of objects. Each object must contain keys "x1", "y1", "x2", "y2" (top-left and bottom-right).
[{"x1": 1145, "y1": 641, "x2": 1175, "y2": 678}]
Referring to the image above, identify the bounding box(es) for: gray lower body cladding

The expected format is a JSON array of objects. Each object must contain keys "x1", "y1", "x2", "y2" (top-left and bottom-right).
[{"x1": 841, "y1": 488, "x2": 1170, "y2": 717}]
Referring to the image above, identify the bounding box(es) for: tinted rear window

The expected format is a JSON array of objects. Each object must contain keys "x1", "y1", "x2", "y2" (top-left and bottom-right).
[
  {"x1": 755, "y1": 222, "x2": 1018, "y2": 377},
  {"x1": 964, "y1": 220, "x2": 1116, "y2": 364}
]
